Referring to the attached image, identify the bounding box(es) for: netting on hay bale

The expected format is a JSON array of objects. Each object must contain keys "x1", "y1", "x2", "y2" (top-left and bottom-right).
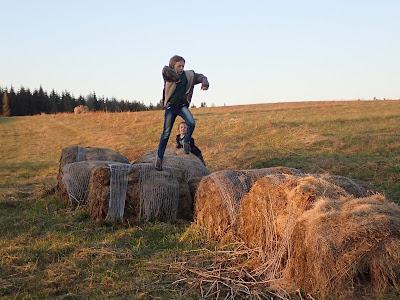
[
  {"x1": 193, "y1": 167, "x2": 304, "y2": 241},
  {"x1": 61, "y1": 161, "x2": 129, "y2": 206},
  {"x1": 88, "y1": 163, "x2": 193, "y2": 223},
  {"x1": 57, "y1": 146, "x2": 130, "y2": 205},
  {"x1": 134, "y1": 148, "x2": 211, "y2": 199},
  {"x1": 238, "y1": 175, "x2": 400, "y2": 299}
]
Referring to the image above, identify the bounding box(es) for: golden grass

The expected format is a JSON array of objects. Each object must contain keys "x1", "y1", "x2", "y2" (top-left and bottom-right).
[{"x1": 1, "y1": 100, "x2": 400, "y2": 298}]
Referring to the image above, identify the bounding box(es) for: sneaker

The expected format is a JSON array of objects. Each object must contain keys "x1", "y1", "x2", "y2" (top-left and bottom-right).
[
  {"x1": 183, "y1": 142, "x2": 191, "y2": 155},
  {"x1": 155, "y1": 156, "x2": 163, "y2": 171}
]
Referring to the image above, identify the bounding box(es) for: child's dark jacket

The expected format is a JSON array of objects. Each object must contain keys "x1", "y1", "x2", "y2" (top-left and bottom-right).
[{"x1": 162, "y1": 66, "x2": 209, "y2": 107}]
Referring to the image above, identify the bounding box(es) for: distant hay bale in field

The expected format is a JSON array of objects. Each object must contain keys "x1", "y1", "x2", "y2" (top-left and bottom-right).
[
  {"x1": 194, "y1": 167, "x2": 304, "y2": 241},
  {"x1": 57, "y1": 146, "x2": 130, "y2": 206},
  {"x1": 88, "y1": 163, "x2": 193, "y2": 223},
  {"x1": 238, "y1": 175, "x2": 400, "y2": 299},
  {"x1": 309, "y1": 173, "x2": 381, "y2": 198},
  {"x1": 74, "y1": 105, "x2": 89, "y2": 114}
]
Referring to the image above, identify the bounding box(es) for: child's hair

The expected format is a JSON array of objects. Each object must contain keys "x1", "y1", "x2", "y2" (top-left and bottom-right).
[
  {"x1": 177, "y1": 121, "x2": 187, "y2": 130},
  {"x1": 169, "y1": 55, "x2": 185, "y2": 68}
]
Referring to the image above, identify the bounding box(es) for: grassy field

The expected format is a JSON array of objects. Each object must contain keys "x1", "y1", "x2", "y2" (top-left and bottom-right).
[{"x1": 1, "y1": 100, "x2": 400, "y2": 299}]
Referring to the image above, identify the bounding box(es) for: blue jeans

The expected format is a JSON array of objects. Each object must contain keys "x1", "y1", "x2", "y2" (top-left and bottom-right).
[{"x1": 157, "y1": 104, "x2": 195, "y2": 160}]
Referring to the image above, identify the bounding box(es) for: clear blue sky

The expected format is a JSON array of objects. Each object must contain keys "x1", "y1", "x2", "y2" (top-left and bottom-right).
[{"x1": 1, "y1": 0, "x2": 399, "y2": 107}]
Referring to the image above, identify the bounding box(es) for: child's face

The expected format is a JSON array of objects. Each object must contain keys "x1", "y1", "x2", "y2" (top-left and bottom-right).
[
  {"x1": 178, "y1": 123, "x2": 187, "y2": 135},
  {"x1": 174, "y1": 61, "x2": 185, "y2": 74}
]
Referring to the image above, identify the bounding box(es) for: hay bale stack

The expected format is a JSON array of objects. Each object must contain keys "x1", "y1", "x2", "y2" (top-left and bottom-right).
[
  {"x1": 194, "y1": 167, "x2": 304, "y2": 241},
  {"x1": 57, "y1": 146, "x2": 130, "y2": 205},
  {"x1": 88, "y1": 163, "x2": 193, "y2": 223},
  {"x1": 238, "y1": 175, "x2": 348, "y2": 256},
  {"x1": 310, "y1": 173, "x2": 381, "y2": 198},
  {"x1": 286, "y1": 194, "x2": 400, "y2": 299}
]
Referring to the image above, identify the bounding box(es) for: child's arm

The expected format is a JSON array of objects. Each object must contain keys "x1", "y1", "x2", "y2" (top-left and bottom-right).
[
  {"x1": 194, "y1": 72, "x2": 209, "y2": 90},
  {"x1": 162, "y1": 66, "x2": 180, "y2": 82}
]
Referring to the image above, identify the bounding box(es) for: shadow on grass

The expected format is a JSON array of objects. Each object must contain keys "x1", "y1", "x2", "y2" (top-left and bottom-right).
[{"x1": 0, "y1": 116, "x2": 19, "y2": 124}]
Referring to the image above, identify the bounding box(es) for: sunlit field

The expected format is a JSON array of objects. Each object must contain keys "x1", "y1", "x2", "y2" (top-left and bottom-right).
[{"x1": 1, "y1": 100, "x2": 400, "y2": 298}]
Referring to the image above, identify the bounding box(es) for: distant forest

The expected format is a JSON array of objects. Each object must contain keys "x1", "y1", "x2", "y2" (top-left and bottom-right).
[{"x1": 0, "y1": 86, "x2": 163, "y2": 117}]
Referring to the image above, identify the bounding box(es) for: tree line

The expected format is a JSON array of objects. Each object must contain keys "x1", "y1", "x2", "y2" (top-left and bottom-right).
[{"x1": 0, "y1": 86, "x2": 164, "y2": 117}]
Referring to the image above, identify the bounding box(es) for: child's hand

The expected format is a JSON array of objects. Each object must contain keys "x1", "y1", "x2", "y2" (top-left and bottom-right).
[{"x1": 201, "y1": 85, "x2": 208, "y2": 90}]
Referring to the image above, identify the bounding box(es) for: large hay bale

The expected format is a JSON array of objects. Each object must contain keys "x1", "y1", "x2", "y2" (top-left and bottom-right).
[
  {"x1": 134, "y1": 148, "x2": 210, "y2": 180},
  {"x1": 238, "y1": 175, "x2": 400, "y2": 298},
  {"x1": 88, "y1": 163, "x2": 193, "y2": 223},
  {"x1": 57, "y1": 146, "x2": 130, "y2": 206},
  {"x1": 238, "y1": 175, "x2": 349, "y2": 258},
  {"x1": 310, "y1": 173, "x2": 381, "y2": 198},
  {"x1": 133, "y1": 148, "x2": 211, "y2": 198},
  {"x1": 286, "y1": 194, "x2": 400, "y2": 299},
  {"x1": 194, "y1": 167, "x2": 304, "y2": 241},
  {"x1": 61, "y1": 161, "x2": 129, "y2": 206}
]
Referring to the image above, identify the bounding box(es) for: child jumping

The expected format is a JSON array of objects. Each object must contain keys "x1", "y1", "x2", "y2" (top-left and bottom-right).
[{"x1": 155, "y1": 55, "x2": 209, "y2": 171}]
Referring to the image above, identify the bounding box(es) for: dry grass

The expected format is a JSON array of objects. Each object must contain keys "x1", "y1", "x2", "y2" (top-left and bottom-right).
[{"x1": 1, "y1": 100, "x2": 400, "y2": 299}]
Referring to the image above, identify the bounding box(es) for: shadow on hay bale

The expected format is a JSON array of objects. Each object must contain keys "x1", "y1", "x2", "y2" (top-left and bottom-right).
[
  {"x1": 57, "y1": 146, "x2": 130, "y2": 206},
  {"x1": 88, "y1": 163, "x2": 193, "y2": 223},
  {"x1": 134, "y1": 148, "x2": 210, "y2": 180},
  {"x1": 134, "y1": 148, "x2": 211, "y2": 199},
  {"x1": 194, "y1": 167, "x2": 304, "y2": 241},
  {"x1": 134, "y1": 147, "x2": 202, "y2": 164},
  {"x1": 238, "y1": 175, "x2": 400, "y2": 299}
]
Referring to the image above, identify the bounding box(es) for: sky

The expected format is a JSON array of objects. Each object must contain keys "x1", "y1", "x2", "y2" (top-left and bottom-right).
[{"x1": 1, "y1": 0, "x2": 399, "y2": 107}]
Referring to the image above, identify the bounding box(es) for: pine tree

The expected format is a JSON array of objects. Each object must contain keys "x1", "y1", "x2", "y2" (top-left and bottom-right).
[{"x1": 2, "y1": 92, "x2": 11, "y2": 117}]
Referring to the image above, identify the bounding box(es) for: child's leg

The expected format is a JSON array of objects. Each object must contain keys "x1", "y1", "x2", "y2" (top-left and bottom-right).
[
  {"x1": 157, "y1": 105, "x2": 178, "y2": 160},
  {"x1": 179, "y1": 106, "x2": 195, "y2": 145}
]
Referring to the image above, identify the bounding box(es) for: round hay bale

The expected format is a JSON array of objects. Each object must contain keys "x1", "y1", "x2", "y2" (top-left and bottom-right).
[
  {"x1": 60, "y1": 161, "x2": 129, "y2": 206},
  {"x1": 194, "y1": 167, "x2": 304, "y2": 241},
  {"x1": 134, "y1": 147, "x2": 202, "y2": 164},
  {"x1": 57, "y1": 146, "x2": 130, "y2": 206},
  {"x1": 285, "y1": 194, "x2": 400, "y2": 299},
  {"x1": 309, "y1": 173, "x2": 381, "y2": 198},
  {"x1": 133, "y1": 148, "x2": 211, "y2": 198},
  {"x1": 88, "y1": 163, "x2": 193, "y2": 223},
  {"x1": 74, "y1": 105, "x2": 89, "y2": 114},
  {"x1": 238, "y1": 175, "x2": 349, "y2": 257}
]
